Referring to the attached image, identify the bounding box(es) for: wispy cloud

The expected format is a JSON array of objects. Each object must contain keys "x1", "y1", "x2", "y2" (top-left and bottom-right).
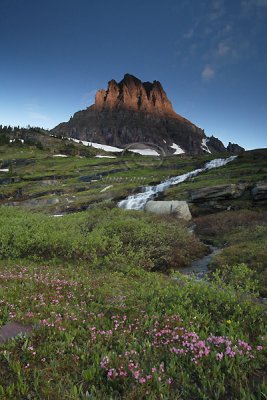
[
  {"x1": 208, "y1": 0, "x2": 225, "y2": 21},
  {"x1": 217, "y1": 41, "x2": 231, "y2": 56},
  {"x1": 242, "y1": 0, "x2": 267, "y2": 8},
  {"x1": 183, "y1": 28, "x2": 194, "y2": 39},
  {"x1": 202, "y1": 65, "x2": 215, "y2": 81}
]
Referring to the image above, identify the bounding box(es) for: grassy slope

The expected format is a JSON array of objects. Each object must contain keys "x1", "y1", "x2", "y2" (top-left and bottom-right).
[{"x1": 0, "y1": 135, "x2": 266, "y2": 399}]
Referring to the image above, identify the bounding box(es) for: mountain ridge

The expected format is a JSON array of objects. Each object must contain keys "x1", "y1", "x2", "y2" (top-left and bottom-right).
[{"x1": 52, "y1": 74, "x2": 244, "y2": 155}]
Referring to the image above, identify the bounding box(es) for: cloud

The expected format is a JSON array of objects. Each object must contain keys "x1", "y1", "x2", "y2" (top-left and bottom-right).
[
  {"x1": 183, "y1": 29, "x2": 194, "y2": 39},
  {"x1": 242, "y1": 0, "x2": 267, "y2": 7},
  {"x1": 217, "y1": 41, "x2": 231, "y2": 56},
  {"x1": 256, "y1": 0, "x2": 267, "y2": 5},
  {"x1": 202, "y1": 65, "x2": 215, "y2": 81},
  {"x1": 208, "y1": 0, "x2": 225, "y2": 21}
]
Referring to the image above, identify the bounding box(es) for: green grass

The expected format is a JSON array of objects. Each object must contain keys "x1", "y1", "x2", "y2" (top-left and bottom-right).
[
  {"x1": 163, "y1": 149, "x2": 267, "y2": 202},
  {"x1": 195, "y1": 210, "x2": 267, "y2": 296},
  {"x1": 0, "y1": 258, "x2": 266, "y2": 399},
  {"x1": 0, "y1": 137, "x2": 266, "y2": 398}
]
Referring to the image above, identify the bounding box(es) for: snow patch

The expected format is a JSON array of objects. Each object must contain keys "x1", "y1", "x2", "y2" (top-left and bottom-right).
[
  {"x1": 170, "y1": 143, "x2": 185, "y2": 154},
  {"x1": 71, "y1": 138, "x2": 123, "y2": 153},
  {"x1": 53, "y1": 154, "x2": 68, "y2": 157},
  {"x1": 100, "y1": 185, "x2": 113, "y2": 193},
  {"x1": 0, "y1": 168, "x2": 9, "y2": 172},
  {"x1": 9, "y1": 139, "x2": 24, "y2": 144},
  {"x1": 128, "y1": 149, "x2": 160, "y2": 156},
  {"x1": 95, "y1": 155, "x2": 117, "y2": 159},
  {"x1": 201, "y1": 138, "x2": 211, "y2": 154}
]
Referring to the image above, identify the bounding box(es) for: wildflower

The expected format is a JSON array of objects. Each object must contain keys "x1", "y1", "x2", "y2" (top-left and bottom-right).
[
  {"x1": 216, "y1": 352, "x2": 223, "y2": 361},
  {"x1": 226, "y1": 320, "x2": 232, "y2": 324},
  {"x1": 139, "y1": 377, "x2": 146, "y2": 384}
]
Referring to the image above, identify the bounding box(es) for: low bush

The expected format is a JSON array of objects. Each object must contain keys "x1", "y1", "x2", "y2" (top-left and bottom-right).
[
  {"x1": 194, "y1": 210, "x2": 267, "y2": 296},
  {"x1": 0, "y1": 206, "x2": 206, "y2": 272}
]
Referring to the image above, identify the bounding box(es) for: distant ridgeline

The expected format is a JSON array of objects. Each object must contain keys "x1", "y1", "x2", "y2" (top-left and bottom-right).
[{"x1": 52, "y1": 74, "x2": 244, "y2": 155}]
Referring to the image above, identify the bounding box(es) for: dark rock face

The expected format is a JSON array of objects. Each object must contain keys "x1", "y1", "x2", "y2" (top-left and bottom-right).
[
  {"x1": 206, "y1": 136, "x2": 227, "y2": 153},
  {"x1": 251, "y1": 183, "x2": 267, "y2": 201},
  {"x1": 52, "y1": 74, "x2": 242, "y2": 154},
  {"x1": 190, "y1": 184, "x2": 247, "y2": 202},
  {"x1": 227, "y1": 142, "x2": 245, "y2": 154}
]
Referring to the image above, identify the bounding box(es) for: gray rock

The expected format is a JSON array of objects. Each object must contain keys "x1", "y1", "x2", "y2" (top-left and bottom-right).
[
  {"x1": 191, "y1": 184, "x2": 246, "y2": 202},
  {"x1": 0, "y1": 322, "x2": 33, "y2": 343},
  {"x1": 145, "y1": 200, "x2": 192, "y2": 220},
  {"x1": 251, "y1": 183, "x2": 267, "y2": 201},
  {"x1": 11, "y1": 198, "x2": 60, "y2": 207}
]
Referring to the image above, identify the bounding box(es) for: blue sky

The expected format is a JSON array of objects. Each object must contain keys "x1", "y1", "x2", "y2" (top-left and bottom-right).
[{"x1": 0, "y1": 0, "x2": 266, "y2": 150}]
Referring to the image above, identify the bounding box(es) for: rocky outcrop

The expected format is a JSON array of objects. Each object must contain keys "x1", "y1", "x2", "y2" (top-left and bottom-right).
[
  {"x1": 227, "y1": 142, "x2": 245, "y2": 154},
  {"x1": 95, "y1": 74, "x2": 176, "y2": 116},
  {"x1": 52, "y1": 74, "x2": 241, "y2": 155},
  {"x1": 206, "y1": 136, "x2": 226, "y2": 153},
  {"x1": 145, "y1": 200, "x2": 192, "y2": 220},
  {"x1": 191, "y1": 184, "x2": 247, "y2": 202},
  {"x1": 251, "y1": 183, "x2": 267, "y2": 201}
]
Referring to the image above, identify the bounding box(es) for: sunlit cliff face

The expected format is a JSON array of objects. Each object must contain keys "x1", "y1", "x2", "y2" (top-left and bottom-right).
[{"x1": 94, "y1": 73, "x2": 178, "y2": 117}]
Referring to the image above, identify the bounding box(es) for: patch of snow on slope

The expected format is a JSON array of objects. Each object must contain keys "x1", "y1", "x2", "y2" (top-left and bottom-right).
[
  {"x1": 201, "y1": 138, "x2": 211, "y2": 153},
  {"x1": 128, "y1": 149, "x2": 160, "y2": 156},
  {"x1": 53, "y1": 154, "x2": 68, "y2": 157},
  {"x1": 170, "y1": 143, "x2": 185, "y2": 154},
  {"x1": 0, "y1": 168, "x2": 9, "y2": 172},
  {"x1": 100, "y1": 185, "x2": 113, "y2": 193},
  {"x1": 71, "y1": 138, "x2": 123, "y2": 152},
  {"x1": 9, "y1": 139, "x2": 24, "y2": 144},
  {"x1": 95, "y1": 155, "x2": 117, "y2": 158}
]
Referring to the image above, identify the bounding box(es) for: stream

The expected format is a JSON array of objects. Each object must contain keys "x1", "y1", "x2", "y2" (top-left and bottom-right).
[
  {"x1": 118, "y1": 156, "x2": 237, "y2": 279},
  {"x1": 118, "y1": 156, "x2": 237, "y2": 210},
  {"x1": 179, "y1": 245, "x2": 222, "y2": 280}
]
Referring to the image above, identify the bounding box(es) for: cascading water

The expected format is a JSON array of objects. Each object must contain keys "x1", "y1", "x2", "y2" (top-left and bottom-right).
[{"x1": 118, "y1": 156, "x2": 237, "y2": 210}]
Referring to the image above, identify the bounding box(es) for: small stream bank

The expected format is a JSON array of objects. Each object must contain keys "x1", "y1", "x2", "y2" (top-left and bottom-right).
[{"x1": 179, "y1": 245, "x2": 222, "y2": 280}]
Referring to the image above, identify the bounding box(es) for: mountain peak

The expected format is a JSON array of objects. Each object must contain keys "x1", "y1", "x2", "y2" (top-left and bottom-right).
[
  {"x1": 52, "y1": 73, "x2": 244, "y2": 155},
  {"x1": 94, "y1": 73, "x2": 175, "y2": 115}
]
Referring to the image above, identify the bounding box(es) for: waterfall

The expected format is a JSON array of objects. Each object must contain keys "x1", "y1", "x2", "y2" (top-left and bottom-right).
[{"x1": 118, "y1": 156, "x2": 237, "y2": 210}]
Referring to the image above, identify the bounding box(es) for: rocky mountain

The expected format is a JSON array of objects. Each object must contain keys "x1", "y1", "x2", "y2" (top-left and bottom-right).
[{"x1": 52, "y1": 74, "x2": 244, "y2": 155}]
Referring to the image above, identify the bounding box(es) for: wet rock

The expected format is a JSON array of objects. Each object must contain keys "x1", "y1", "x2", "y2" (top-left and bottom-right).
[
  {"x1": 0, "y1": 177, "x2": 21, "y2": 185},
  {"x1": 145, "y1": 200, "x2": 192, "y2": 220}
]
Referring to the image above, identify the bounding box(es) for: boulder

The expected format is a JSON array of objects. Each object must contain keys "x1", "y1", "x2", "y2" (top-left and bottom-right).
[
  {"x1": 145, "y1": 200, "x2": 192, "y2": 220},
  {"x1": 251, "y1": 183, "x2": 267, "y2": 201},
  {"x1": 191, "y1": 184, "x2": 246, "y2": 202},
  {"x1": 0, "y1": 322, "x2": 33, "y2": 343}
]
